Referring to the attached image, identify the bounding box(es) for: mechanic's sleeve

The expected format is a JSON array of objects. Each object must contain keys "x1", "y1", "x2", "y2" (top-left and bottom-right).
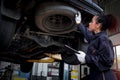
[
  {"x1": 85, "y1": 37, "x2": 114, "y2": 71},
  {"x1": 77, "y1": 23, "x2": 94, "y2": 43}
]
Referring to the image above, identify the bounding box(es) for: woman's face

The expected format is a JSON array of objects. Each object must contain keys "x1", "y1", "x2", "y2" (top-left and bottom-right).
[{"x1": 88, "y1": 16, "x2": 101, "y2": 32}]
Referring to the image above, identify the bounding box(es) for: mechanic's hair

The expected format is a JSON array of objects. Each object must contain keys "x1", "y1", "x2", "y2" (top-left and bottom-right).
[{"x1": 96, "y1": 14, "x2": 118, "y2": 31}]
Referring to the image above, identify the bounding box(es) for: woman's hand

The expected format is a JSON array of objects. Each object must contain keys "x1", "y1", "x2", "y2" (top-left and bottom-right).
[
  {"x1": 75, "y1": 50, "x2": 86, "y2": 64},
  {"x1": 75, "y1": 11, "x2": 81, "y2": 24}
]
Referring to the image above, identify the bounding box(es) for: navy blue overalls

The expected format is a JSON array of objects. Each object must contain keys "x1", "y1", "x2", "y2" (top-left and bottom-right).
[{"x1": 78, "y1": 24, "x2": 117, "y2": 80}]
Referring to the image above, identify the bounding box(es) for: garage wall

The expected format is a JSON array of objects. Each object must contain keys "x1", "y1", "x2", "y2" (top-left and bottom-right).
[{"x1": 109, "y1": 33, "x2": 120, "y2": 46}]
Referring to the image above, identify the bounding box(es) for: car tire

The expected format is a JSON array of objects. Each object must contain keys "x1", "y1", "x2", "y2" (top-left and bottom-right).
[{"x1": 35, "y1": 2, "x2": 79, "y2": 34}]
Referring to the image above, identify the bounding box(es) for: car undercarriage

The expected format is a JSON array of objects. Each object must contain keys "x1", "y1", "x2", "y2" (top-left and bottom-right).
[{"x1": 0, "y1": 0, "x2": 103, "y2": 72}]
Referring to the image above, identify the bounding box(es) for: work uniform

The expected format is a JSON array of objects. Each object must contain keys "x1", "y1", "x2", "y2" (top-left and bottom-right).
[
  {"x1": 77, "y1": 24, "x2": 117, "y2": 80},
  {"x1": 61, "y1": 23, "x2": 117, "y2": 80}
]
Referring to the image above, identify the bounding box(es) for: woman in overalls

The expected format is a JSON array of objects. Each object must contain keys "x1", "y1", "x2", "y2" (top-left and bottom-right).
[{"x1": 62, "y1": 14, "x2": 118, "y2": 80}]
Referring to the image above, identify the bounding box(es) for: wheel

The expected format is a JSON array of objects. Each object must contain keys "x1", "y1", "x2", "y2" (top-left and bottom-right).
[
  {"x1": 20, "y1": 62, "x2": 33, "y2": 73},
  {"x1": 35, "y1": 2, "x2": 80, "y2": 34},
  {"x1": 0, "y1": 15, "x2": 16, "y2": 51}
]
